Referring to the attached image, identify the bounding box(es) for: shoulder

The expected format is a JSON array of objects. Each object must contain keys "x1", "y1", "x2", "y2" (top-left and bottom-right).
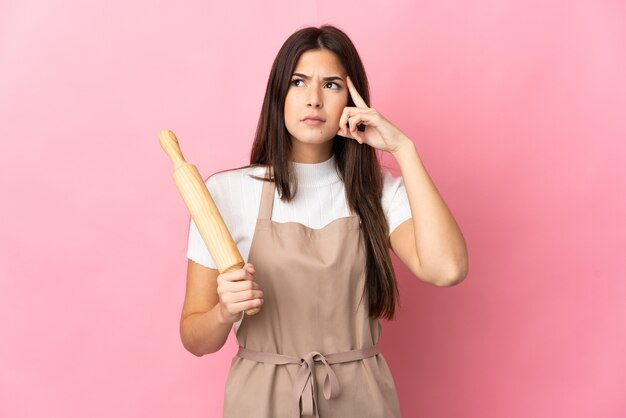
[
  {"x1": 205, "y1": 164, "x2": 268, "y2": 191},
  {"x1": 380, "y1": 168, "x2": 405, "y2": 196},
  {"x1": 378, "y1": 167, "x2": 411, "y2": 234},
  {"x1": 200, "y1": 165, "x2": 268, "y2": 232},
  {"x1": 379, "y1": 167, "x2": 409, "y2": 213},
  {"x1": 203, "y1": 165, "x2": 269, "y2": 215}
]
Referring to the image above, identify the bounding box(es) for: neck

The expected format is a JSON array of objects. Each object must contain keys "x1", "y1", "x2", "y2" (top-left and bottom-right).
[
  {"x1": 288, "y1": 140, "x2": 334, "y2": 163},
  {"x1": 290, "y1": 154, "x2": 340, "y2": 187}
]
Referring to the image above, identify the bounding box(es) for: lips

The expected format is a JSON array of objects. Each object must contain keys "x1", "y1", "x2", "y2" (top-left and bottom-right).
[{"x1": 302, "y1": 115, "x2": 325, "y2": 122}]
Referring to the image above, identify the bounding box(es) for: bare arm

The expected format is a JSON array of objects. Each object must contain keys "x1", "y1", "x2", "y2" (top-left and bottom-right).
[
  {"x1": 389, "y1": 140, "x2": 468, "y2": 287},
  {"x1": 179, "y1": 260, "x2": 263, "y2": 356}
]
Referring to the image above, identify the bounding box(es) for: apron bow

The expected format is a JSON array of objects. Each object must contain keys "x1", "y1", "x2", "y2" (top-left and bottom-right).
[
  {"x1": 292, "y1": 351, "x2": 340, "y2": 418},
  {"x1": 236, "y1": 344, "x2": 380, "y2": 417}
]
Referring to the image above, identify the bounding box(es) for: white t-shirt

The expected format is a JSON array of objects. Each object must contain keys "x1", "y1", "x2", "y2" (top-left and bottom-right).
[{"x1": 187, "y1": 155, "x2": 412, "y2": 269}]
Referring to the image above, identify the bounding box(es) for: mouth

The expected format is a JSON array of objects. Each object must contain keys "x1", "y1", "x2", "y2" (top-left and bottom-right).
[{"x1": 302, "y1": 116, "x2": 325, "y2": 125}]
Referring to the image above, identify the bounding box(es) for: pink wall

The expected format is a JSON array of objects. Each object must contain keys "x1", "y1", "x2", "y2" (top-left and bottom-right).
[{"x1": 1, "y1": 0, "x2": 625, "y2": 417}]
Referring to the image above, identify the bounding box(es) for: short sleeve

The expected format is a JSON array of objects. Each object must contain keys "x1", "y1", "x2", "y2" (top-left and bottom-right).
[
  {"x1": 381, "y1": 171, "x2": 412, "y2": 236},
  {"x1": 186, "y1": 175, "x2": 218, "y2": 269}
]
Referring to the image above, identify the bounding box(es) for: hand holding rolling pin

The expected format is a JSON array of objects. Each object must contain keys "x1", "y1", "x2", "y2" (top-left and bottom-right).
[
  {"x1": 216, "y1": 262, "x2": 263, "y2": 324},
  {"x1": 160, "y1": 129, "x2": 261, "y2": 316}
]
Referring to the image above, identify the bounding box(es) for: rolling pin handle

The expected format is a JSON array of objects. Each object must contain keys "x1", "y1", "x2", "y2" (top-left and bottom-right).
[{"x1": 159, "y1": 129, "x2": 186, "y2": 169}]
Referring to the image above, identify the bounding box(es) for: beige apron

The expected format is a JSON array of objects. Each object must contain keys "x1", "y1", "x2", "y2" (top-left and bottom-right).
[{"x1": 223, "y1": 174, "x2": 402, "y2": 418}]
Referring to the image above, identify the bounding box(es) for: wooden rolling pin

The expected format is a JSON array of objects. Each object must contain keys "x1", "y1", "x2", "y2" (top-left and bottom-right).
[{"x1": 159, "y1": 129, "x2": 260, "y2": 316}]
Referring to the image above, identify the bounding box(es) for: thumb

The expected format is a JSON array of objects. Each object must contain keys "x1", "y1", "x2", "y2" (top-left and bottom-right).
[{"x1": 244, "y1": 263, "x2": 256, "y2": 274}]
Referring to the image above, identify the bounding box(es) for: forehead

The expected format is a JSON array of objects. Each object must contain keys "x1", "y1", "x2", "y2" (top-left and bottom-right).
[{"x1": 292, "y1": 49, "x2": 346, "y2": 76}]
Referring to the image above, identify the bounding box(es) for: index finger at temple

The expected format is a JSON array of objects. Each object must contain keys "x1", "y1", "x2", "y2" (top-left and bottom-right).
[{"x1": 346, "y1": 76, "x2": 367, "y2": 108}]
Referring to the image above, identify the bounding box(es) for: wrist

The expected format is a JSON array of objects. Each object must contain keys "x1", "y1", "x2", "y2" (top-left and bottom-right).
[
  {"x1": 390, "y1": 136, "x2": 416, "y2": 158},
  {"x1": 215, "y1": 303, "x2": 235, "y2": 326}
]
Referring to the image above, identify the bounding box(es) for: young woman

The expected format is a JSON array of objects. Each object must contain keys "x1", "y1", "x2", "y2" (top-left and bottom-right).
[{"x1": 180, "y1": 25, "x2": 468, "y2": 418}]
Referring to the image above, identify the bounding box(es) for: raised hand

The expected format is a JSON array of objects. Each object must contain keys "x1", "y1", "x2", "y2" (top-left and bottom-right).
[{"x1": 336, "y1": 76, "x2": 410, "y2": 154}]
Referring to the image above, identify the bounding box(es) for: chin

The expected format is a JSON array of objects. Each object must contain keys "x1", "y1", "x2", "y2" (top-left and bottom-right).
[
  {"x1": 302, "y1": 131, "x2": 336, "y2": 142},
  {"x1": 299, "y1": 139, "x2": 334, "y2": 147}
]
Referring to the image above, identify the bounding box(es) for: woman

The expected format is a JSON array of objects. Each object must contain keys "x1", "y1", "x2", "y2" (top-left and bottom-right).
[{"x1": 180, "y1": 24, "x2": 468, "y2": 417}]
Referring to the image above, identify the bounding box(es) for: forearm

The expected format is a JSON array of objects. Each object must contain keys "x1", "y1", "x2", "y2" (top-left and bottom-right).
[
  {"x1": 180, "y1": 303, "x2": 233, "y2": 356},
  {"x1": 392, "y1": 137, "x2": 468, "y2": 284}
]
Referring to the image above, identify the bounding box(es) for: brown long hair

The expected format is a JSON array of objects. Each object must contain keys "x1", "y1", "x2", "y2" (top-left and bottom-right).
[{"x1": 249, "y1": 25, "x2": 400, "y2": 320}]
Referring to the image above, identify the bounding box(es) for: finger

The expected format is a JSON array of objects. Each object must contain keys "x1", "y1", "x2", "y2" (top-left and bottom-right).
[
  {"x1": 244, "y1": 263, "x2": 255, "y2": 274},
  {"x1": 220, "y1": 279, "x2": 260, "y2": 294},
  {"x1": 338, "y1": 106, "x2": 351, "y2": 136},
  {"x1": 346, "y1": 76, "x2": 368, "y2": 108},
  {"x1": 229, "y1": 298, "x2": 264, "y2": 313},
  {"x1": 337, "y1": 110, "x2": 361, "y2": 139},
  {"x1": 339, "y1": 107, "x2": 364, "y2": 136},
  {"x1": 227, "y1": 288, "x2": 265, "y2": 304},
  {"x1": 336, "y1": 126, "x2": 350, "y2": 138},
  {"x1": 220, "y1": 268, "x2": 255, "y2": 283},
  {"x1": 347, "y1": 114, "x2": 365, "y2": 144},
  {"x1": 349, "y1": 111, "x2": 373, "y2": 142}
]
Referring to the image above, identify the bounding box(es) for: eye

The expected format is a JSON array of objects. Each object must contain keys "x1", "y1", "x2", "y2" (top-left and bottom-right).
[
  {"x1": 325, "y1": 82, "x2": 340, "y2": 89},
  {"x1": 290, "y1": 78, "x2": 304, "y2": 87}
]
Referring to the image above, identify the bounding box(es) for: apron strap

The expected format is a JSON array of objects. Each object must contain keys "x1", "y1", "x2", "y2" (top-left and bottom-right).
[{"x1": 258, "y1": 169, "x2": 275, "y2": 221}]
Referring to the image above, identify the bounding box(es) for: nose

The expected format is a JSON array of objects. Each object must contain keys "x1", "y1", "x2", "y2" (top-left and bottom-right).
[{"x1": 306, "y1": 86, "x2": 322, "y2": 108}]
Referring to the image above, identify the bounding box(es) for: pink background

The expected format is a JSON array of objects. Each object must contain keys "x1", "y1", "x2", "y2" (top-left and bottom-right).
[{"x1": 1, "y1": 0, "x2": 625, "y2": 417}]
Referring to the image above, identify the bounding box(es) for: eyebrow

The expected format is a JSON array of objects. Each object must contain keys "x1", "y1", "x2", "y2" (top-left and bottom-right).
[{"x1": 292, "y1": 72, "x2": 344, "y2": 82}]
